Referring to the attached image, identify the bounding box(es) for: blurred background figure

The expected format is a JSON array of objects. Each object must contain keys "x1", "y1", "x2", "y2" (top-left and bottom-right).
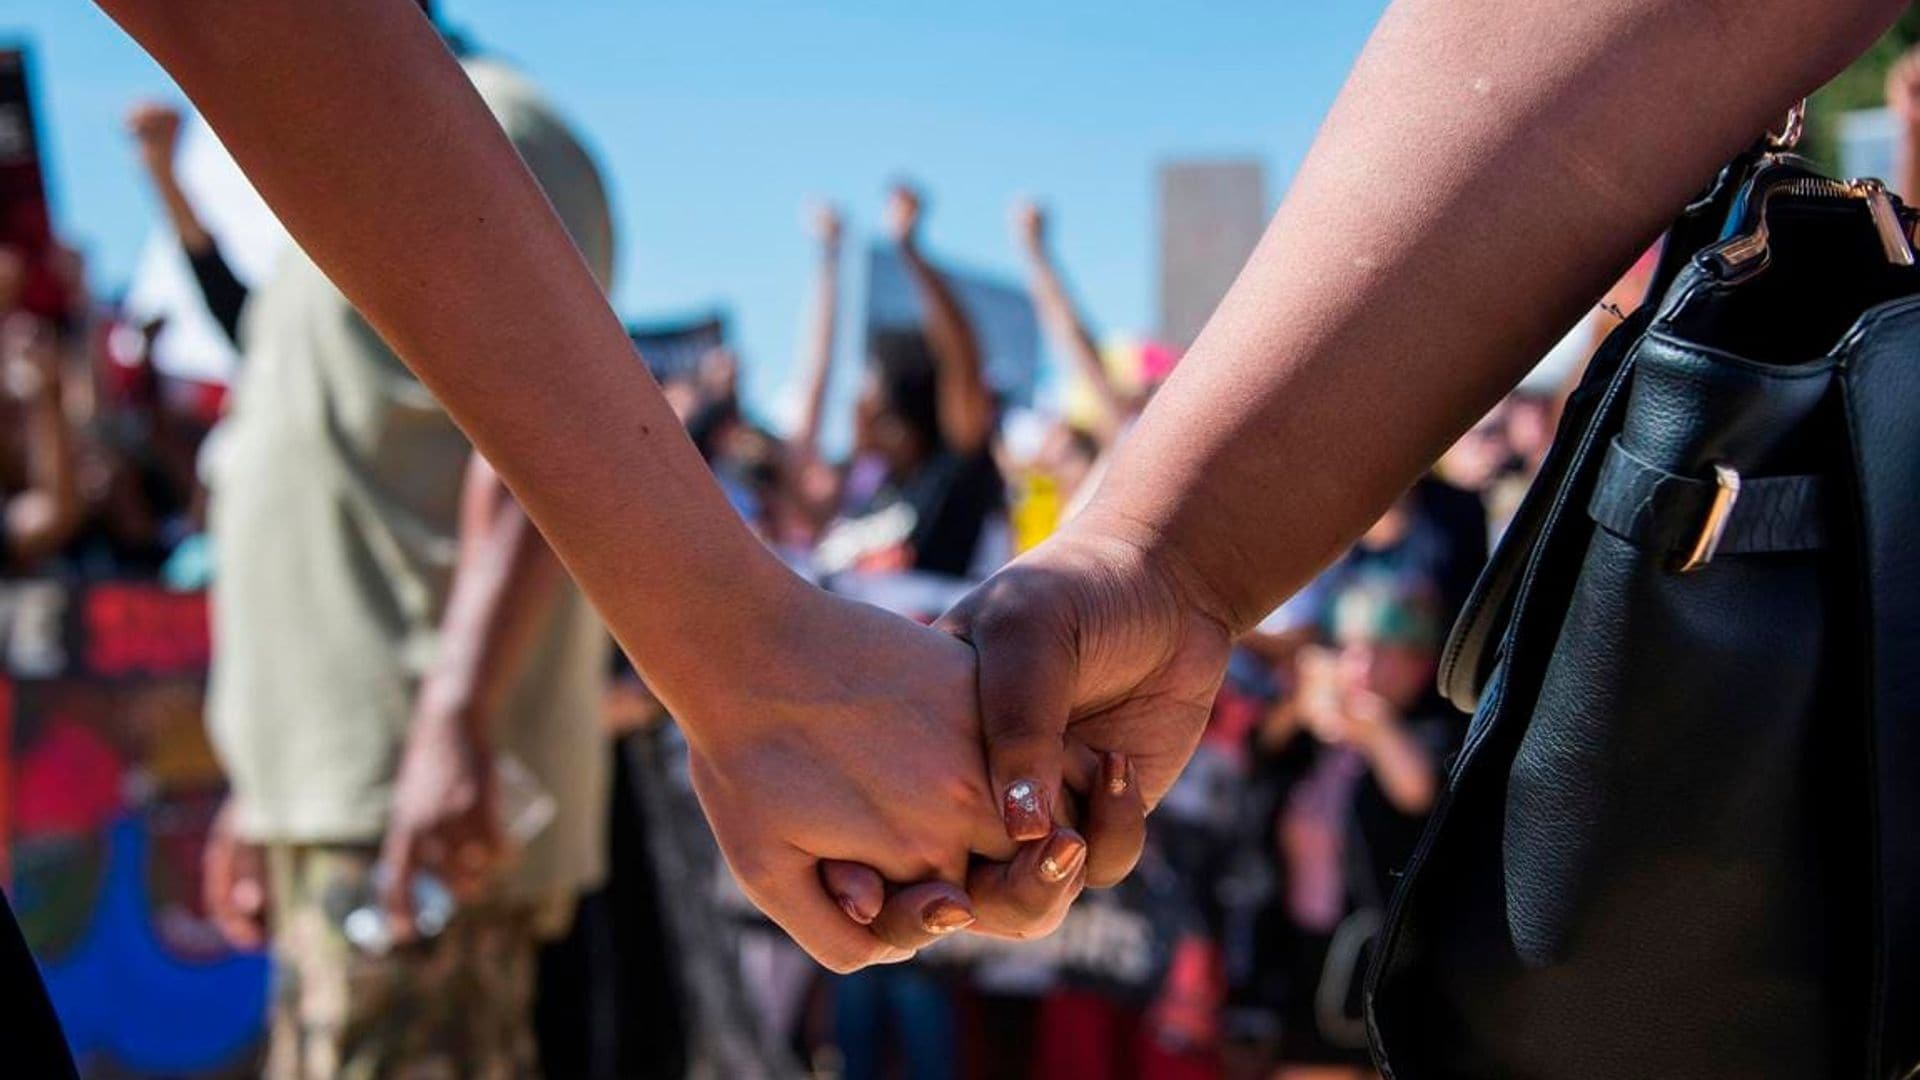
[
  {"x1": 10, "y1": 4, "x2": 1918, "y2": 1077},
  {"x1": 189, "y1": 16, "x2": 619, "y2": 1076},
  {"x1": 1, "y1": 311, "x2": 79, "y2": 575}
]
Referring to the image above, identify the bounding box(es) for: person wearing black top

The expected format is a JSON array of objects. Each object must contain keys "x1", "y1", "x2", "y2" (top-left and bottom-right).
[
  {"x1": 815, "y1": 185, "x2": 1003, "y2": 580},
  {"x1": 126, "y1": 102, "x2": 248, "y2": 346}
]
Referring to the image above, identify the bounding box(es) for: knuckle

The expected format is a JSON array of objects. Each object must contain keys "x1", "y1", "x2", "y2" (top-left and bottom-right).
[
  {"x1": 908, "y1": 839, "x2": 957, "y2": 881},
  {"x1": 970, "y1": 596, "x2": 1032, "y2": 647},
  {"x1": 988, "y1": 902, "x2": 1066, "y2": 941},
  {"x1": 815, "y1": 941, "x2": 883, "y2": 975},
  {"x1": 936, "y1": 770, "x2": 992, "y2": 821}
]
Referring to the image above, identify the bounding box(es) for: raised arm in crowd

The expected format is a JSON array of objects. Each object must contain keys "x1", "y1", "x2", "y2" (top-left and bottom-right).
[{"x1": 126, "y1": 102, "x2": 248, "y2": 346}]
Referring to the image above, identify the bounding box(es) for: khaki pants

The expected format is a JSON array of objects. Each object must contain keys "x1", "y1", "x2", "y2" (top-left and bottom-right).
[{"x1": 262, "y1": 845, "x2": 540, "y2": 1080}]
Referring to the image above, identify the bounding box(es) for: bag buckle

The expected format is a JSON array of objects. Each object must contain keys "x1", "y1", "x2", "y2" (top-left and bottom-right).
[{"x1": 1678, "y1": 464, "x2": 1742, "y2": 573}]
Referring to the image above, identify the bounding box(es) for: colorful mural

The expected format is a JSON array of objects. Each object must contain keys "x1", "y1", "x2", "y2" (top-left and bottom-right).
[{"x1": 0, "y1": 579, "x2": 267, "y2": 1077}]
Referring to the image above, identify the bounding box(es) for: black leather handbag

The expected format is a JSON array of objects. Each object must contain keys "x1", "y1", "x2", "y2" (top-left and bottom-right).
[{"x1": 1367, "y1": 109, "x2": 1920, "y2": 1080}]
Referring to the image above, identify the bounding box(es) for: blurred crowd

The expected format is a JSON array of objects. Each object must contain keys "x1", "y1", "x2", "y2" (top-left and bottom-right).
[{"x1": 28, "y1": 18, "x2": 1915, "y2": 1080}]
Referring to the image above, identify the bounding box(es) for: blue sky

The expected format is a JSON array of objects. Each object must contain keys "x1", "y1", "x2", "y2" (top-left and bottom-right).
[{"x1": 12, "y1": 1, "x2": 1385, "y2": 416}]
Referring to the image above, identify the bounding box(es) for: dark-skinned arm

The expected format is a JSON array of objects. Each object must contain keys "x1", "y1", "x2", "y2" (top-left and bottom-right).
[{"x1": 946, "y1": 0, "x2": 1907, "y2": 850}]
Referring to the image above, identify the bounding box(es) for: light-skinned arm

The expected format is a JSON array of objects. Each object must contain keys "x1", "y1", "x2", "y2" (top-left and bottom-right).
[
  {"x1": 378, "y1": 455, "x2": 567, "y2": 934},
  {"x1": 91, "y1": 0, "x2": 1033, "y2": 972},
  {"x1": 1013, "y1": 200, "x2": 1130, "y2": 446},
  {"x1": 790, "y1": 202, "x2": 842, "y2": 459},
  {"x1": 2, "y1": 317, "x2": 79, "y2": 569}
]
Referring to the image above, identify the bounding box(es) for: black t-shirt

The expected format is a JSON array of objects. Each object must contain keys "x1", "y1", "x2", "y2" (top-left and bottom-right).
[
  {"x1": 894, "y1": 449, "x2": 1003, "y2": 578},
  {"x1": 818, "y1": 450, "x2": 1003, "y2": 579}
]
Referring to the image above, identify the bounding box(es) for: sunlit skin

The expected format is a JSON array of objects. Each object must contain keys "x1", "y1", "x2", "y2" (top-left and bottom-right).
[{"x1": 95, "y1": 0, "x2": 1905, "y2": 968}]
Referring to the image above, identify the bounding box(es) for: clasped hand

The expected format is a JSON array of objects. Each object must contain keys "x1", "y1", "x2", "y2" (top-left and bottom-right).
[{"x1": 684, "y1": 526, "x2": 1234, "y2": 972}]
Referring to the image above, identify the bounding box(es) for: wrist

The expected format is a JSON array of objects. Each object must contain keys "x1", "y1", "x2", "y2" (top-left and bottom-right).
[
  {"x1": 1058, "y1": 508, "x2": 1244, "y2": 640},
  {"x1": 413, "y1": 675, "x2": 489, "y2": 738},
  {"x1": 626, "y1": 560, "x2": 817, "y2": 750}
]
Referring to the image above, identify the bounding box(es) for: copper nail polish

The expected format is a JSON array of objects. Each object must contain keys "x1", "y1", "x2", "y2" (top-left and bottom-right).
[
  {"x1": 1103, "y1": 752, "x2": 1129, "y2": 796},
  {"x1": 1038, "y1": 832, "x2": 1087, "y2": 884},
  {"x1": 1003, "y1": 780, "x2": 1049, "y2": 840},
  {"x1": 921, "y1": 899, "x2": 975, "y2": 934}
]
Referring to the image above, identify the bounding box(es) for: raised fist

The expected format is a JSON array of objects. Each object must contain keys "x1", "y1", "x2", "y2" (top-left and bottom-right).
[
  {"x1": 125, "y1": 101, "x2": 185, "y2": 176},
  {"x1": 884, "y1": 183, "x2": 923, "y2": 250},
  {"x1": 808, "y1": 200, "x2": 843, "y2": 253},
  {"x1": 1011, "y1": 198, "x2": 1046, "y2": 253}
]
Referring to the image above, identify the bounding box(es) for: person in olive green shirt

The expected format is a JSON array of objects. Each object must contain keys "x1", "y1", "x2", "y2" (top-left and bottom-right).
[{"x1": 197, "y1": 48, "x2": 616, "y2": 1078}]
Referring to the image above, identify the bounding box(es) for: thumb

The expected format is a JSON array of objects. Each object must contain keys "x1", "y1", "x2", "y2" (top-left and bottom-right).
[
  {"x1": 940, "y1": 594, "x2": 1075, "y2": 844},
  {"x1": 378, "y1": 829, "x2": 419, "y2": 945}
]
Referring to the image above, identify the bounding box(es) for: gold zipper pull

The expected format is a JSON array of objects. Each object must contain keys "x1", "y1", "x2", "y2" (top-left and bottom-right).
[{"x1": 1857, "y1": 179, "x2": 1915, "y2": 266}]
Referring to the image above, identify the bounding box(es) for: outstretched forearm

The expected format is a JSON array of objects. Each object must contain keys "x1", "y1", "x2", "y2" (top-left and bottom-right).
[
  {"x1": 97, "y1": 0, "x2": 799, "y2": 725},
  {"x1": 1021, "y1": 234, "x2": 1126, "y2": 445},
  {"x1": 1076, "y1": 0, "x2": 1901, "y2": 632},
  {"x1": 145, "y1": 157, "x2": 216, "y2": 256},
  {"x1": 791, "y1": 214, "x2": 840, "y2": 457}
]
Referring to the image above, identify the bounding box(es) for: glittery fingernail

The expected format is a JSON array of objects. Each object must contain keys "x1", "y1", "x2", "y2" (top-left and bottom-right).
[
  {"x1": 920, "y1": 898, "x2": 975, "y2": 934},
  {"x1": 1103, "y1": 751, "x2": 1129, "y2": 796},
  {"x1": 1038, "y1": 831, "x2": 1088, "y2": 884},
  {"x1": 1002, "y1": 780, "x2": 1051, "y2": 841}
]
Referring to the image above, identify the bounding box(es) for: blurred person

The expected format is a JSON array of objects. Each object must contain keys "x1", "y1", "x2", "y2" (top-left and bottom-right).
[
  {"x1": 1433, "y1": 400, "x2": 1511, "y2": 497},
  {"x1": 1500, "y1": 391, "x2": 1554, "y2": 476},
  {"x1": 1004, "y1": 419, "x2": 1101, "y2": 552},
  {"x1": 126, "y1": 101, "x2": 248, "y2": 346},
  {"x1": 1011, "y1": 199, "x2": 1163, "y2": 537},
  {"x1": 1, "y1": 314, "x2": 80, "y2": 575},
  {"x1": 57, "y1": 416, "x2": 180, "y2": 580},
  {"x1": 763, "y1": 200, "x2": 853, "y2": 555},
  {"x1": 1013, "y1": 199, "x2": 1136, "y2": 448},
  {"x1": 1891, "y1": 42, "x2": 1920, "y2": 206},
  {"x1": 1436, "y1": 400, "x2": 1533, "y2": 542},
  {"x1": 1264, "y1": 481, "x2": 1485, "y2": 663},
  {"x1": 1231, "y1": 571, "x2": 1454, "y2": 1080},
  {"x1": 190, "y1": 18, "x2": 620, "y2": 1077},
  {"x1": 695, "y1": 344, "x2": 741, "y2": 412},
  {"x1": 813, "y1": 184, "x2": 1004, "y2": 579}
]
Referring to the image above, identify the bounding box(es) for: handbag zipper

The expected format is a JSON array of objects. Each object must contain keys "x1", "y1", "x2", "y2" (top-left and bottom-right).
[
  {"x1": 1707, "y1": 176, "x2": 1916, "y2": 276},
  {"x1": 1781, "y1": 177, "x2": 1914, "y2": 265}
]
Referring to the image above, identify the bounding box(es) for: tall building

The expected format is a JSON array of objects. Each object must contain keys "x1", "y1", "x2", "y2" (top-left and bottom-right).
[{"x1": 1157, "y1": 159, "x2": 1267, "y2": 349}]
